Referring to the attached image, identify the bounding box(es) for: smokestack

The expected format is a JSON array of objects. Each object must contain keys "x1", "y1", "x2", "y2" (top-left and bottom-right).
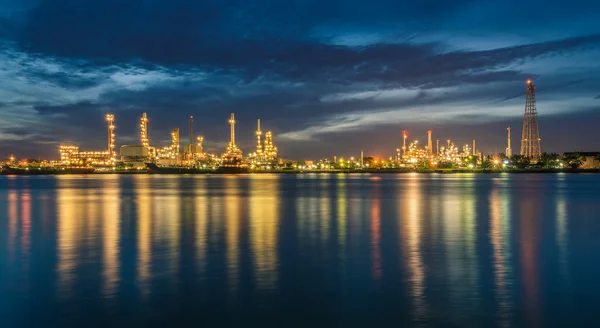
[
  {"x1": 427, "y1": 130, "x2": 433, "y2": 154},
  {"x1": 506, "y1": 127, "x2": 512, "y2": 157},
  {"x1": 189, "y1": 116, "x2": 194, "y2": 145},
  {"x1": 473, "y1": 139, "x2": 476, "y2": 155},
  {"x1": 436, "y1": 139, "x2": 439, "y2": 155},
  {"x1": 228, "y1": 113, "x2": 236, "y2": 146}
]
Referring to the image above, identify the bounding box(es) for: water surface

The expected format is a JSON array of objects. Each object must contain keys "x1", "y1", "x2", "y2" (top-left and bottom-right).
[{"x1": 1, "y1": 174, "x2": 599, "y2": 327}]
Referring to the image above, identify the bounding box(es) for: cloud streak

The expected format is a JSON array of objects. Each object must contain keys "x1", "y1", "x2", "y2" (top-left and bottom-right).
[{"x1": 1, "y1": 0, "x2": 600, "y2": 159}]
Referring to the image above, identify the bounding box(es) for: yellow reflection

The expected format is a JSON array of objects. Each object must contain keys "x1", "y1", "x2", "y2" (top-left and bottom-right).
[
  {"x1": 57, "y1": 178, "x2": 79, "y2": 299},
  {"x1": 336, "y1": 176, "x2": 347, "y2": 252},
  {"x1": 225, "y1": 177, "x2": 241, "y2": 294},
  {"x1": 136, "y1": 176, "x2": 152, "y2": 297},
  {"x1": 319, "y1": 179, "x2": 331, "y2": 245},
  {"x1": 250, "y1": 175, "x2": 280, "y2": 292},
  {"x1": 86, "y1": 187, "x2": 99, "y2": 250},
  {"x1": 102, "y1": 176, "x2": 120, "y2": 297},
  {"x1": 401, "y1": 176, "x2": 427, "y2": 320},
  {"x1": 442, "y1": 175, "x2": 479, "y2": 308},
  {"x1": 490, "y1": 189, "x2": 513, "y2": 327},
  {"x1": 194, "y1": 177, "x2": 209, "y2": 277}
]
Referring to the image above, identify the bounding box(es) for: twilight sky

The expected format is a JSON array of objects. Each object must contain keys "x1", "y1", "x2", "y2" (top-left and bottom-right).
[{"x1": 1, "y1": 0, "x2": 600, "y2": 160}]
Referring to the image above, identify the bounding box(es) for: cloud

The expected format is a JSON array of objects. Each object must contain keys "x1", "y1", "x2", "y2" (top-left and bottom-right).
[{"x1": 2, "y1": 0, "x2": 600, "y2": 159}]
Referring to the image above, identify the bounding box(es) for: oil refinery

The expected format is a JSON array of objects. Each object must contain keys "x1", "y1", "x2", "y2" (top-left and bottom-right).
[{"x1": 3, "y1": 79, "x2": 599, "y2": 174}]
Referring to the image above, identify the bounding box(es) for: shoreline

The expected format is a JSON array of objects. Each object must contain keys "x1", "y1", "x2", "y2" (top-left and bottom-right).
[{"x1": 2, "y1": 168, "x2": 600, "y2": 176}]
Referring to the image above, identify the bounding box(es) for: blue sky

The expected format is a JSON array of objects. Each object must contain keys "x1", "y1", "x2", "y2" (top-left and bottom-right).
[{"x1": 1, "y1": 0, "x2": 600, "y2": 159}]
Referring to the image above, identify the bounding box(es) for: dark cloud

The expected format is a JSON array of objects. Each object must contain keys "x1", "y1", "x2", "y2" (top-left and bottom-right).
[{"x1": 1, "y1": 0, "x2": 600, "y2": 159}]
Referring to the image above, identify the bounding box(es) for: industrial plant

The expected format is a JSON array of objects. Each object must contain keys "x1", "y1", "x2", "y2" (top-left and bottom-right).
[{"x1": 3, "y1": 80, "x2": 600, "y2": 174}]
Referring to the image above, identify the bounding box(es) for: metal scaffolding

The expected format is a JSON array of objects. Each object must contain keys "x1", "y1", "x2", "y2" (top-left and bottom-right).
[{"x1": 520, "y1": 80, "x2": 541, "y2": 160}]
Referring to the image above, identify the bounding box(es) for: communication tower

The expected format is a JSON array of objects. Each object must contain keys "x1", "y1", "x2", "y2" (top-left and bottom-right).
[{"x1": 520, "y1": 80, "x2": 541, "y2": 160}]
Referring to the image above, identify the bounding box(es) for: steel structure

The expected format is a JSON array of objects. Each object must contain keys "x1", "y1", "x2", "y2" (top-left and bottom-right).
[
  {"x1": 506, "y1": 127, "x2": 512, "y2": 157},
  {"x1": 106, "y1": 114, "x2": 116, "y2": 162},
  {"x1": 520, "y1": 80, "x2": 541, "y2": 160},
  {"x1": 171, "y1": 128, "x2": 180, "y2": 159},
  {"x1": 140, "y1": 112, "x2": 150, "y2": 148},
  {"x1": 256, "y1": 119, "x2": 263, "y2": 155}
]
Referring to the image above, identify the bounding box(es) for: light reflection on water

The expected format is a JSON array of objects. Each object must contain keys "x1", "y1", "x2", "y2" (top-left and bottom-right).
[{"x1": 2, "y1": 173, "x2": 600, "y2": 327}]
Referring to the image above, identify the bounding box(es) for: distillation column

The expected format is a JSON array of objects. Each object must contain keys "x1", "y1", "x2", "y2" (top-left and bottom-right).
[
  {"x1": 141, "y1": 112, "x2": 149, "y2": 148},
  {"x1": 256, "y1": 119, "x2": 263, "y2": 155},
  {"x1": 106, "y1": 114, "x2": 116, "y2": 162},
  {"x1": 229, "y1": 113, "x2": 236, "y2": 147}
]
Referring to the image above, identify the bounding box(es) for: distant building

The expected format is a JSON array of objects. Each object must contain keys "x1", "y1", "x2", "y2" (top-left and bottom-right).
[
  {"x1": 563, "y1": 152, "x2": 600, "y2": 168},
  {"x1": 120, "y1": 145, "x2": 149, "y2": 168}
]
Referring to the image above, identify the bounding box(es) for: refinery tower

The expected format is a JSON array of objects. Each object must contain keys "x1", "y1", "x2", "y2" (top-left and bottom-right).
[{"x1": 520, "y1": 80, "x2": 541, "y2": 160}]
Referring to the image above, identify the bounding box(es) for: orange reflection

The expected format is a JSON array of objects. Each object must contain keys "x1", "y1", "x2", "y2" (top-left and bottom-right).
[
  {"x1": 490, "y1": 189, "x2": 513, "y2": 326},
  {"x1": 20, "y1": 192, "x2": 31, "y2": 259},
  {"x1": 370, "y1": 182, "x2": 381, "y2": 280},
  {"x1": 8, "y1": 190, "x2": 17, "y2": 261},
  {"x1": 250, "y1": 175, "x2": 280, "y2": 292},
  {"x1": 520, "y1": 200, "x2": 541, "y2": 328}
]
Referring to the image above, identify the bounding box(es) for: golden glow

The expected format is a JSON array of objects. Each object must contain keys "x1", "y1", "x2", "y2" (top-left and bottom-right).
[
  {"x1": 194, "y1": 177, "x2": 209, "y2": 277},
  {"x1": 102, "y1": 176, "x2": 120, "y2": 297},
  {"x1": 140, "y1": 112, "x2": 150, "y2": 148},
  {"x1": 250, "y1": 175, "x2": 280, "y2": 292},
  {"x1": 490, "y1": 188, "x2": 513, "y2": 325},
  {"x1": 136, "y1": 176, "x2": 152, "y2": 297},
  {"x1": 336, "y1": 176, "x2": 347, "y2": 250},
  {"x1": 401, "y1": 176, "x2": 428, "y2": 320},
  {"x1": 57, "y1": 178, "x2": 79, "y2": 299},
  {"x1": 225, "y1": 177, "x2": 241, "y2": 294}
]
